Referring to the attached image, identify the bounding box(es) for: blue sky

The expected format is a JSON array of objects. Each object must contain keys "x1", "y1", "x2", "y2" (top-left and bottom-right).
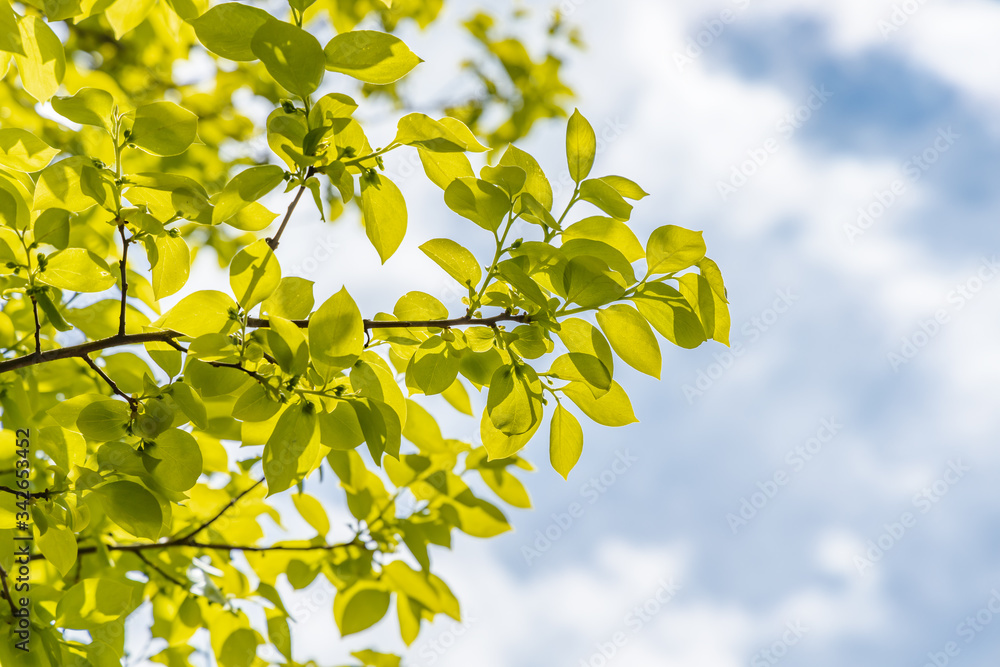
[{"x1": 156, "y1": 1, "x2": 1000, "y2": 665}]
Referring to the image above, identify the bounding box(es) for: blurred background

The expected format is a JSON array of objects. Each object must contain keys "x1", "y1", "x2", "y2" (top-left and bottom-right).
[{"x1": 167, "y1": 0, "x2": 1000, "y2": 664}]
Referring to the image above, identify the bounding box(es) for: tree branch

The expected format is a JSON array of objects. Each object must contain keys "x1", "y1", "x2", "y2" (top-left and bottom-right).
[
  {"x1": 0, "y1": 331, "x2": 184, "y2": 374},
  {"x1": 132, "y1": 550, "x2": 188, "y2": 590},
  {"x1": 0, "y1": 313, "x2": 530, "y2": 375},
  {"x1": 29, "y1": 294, "x2": 41, "y2": 358},
  {"x1": 118, "y1": 224, "x2": 130, "y2": 337},
  {"x1": 0, "y1": 563, "x2": 18, "y2": 619},
  {"x1": 173, "y1": 479, "x2": 264, "y2": 543},
  {"x1": 246, "y1": 311, "x2": 531, "y2": 331},
  {"x1": 266, "y1": 167, "x2": 315, "y2": 251},
  {"x1": 0, "y1": 486, "x2": 58, "y2": 500},
  {"x1": 82, "y1": 355, "x2": 139, "y2": 408},
  {"x1": 30, "y1": 537, "x2": 361, "y2": 561}
]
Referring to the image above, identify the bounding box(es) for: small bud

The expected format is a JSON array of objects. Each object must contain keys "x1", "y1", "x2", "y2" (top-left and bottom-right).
[{"x1": 281, "y1": 100, "x2": 296, "y2": 114}]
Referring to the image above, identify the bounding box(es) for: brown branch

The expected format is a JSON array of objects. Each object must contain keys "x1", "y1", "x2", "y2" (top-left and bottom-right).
[
  {"x1": 0, "y1": 330, "x2": 184, "y2": 374},
  {"x1": 0, "y1": 486, "x2": 58, "y2": 500},
  {"x1": 82, "y1": 355, "x2": 138, "y2": 408},
  {"x1": 132, "y1": 550, "x2": 187, "y2": 589},
  {"x1": 173, "y1": 479, "x2": 264, "y2": 543},
  {"x1": 266, "y1": 167, "x2": 315, "y2": 251},
  {"x1": 0, "y1": 563, "x2": 17, "y2": 619},
  {"x1": 246, "y1": 311, "x2": 531, "y2": 331},
  {"x1": 29, "y1": 294, "x2": 41, "y2": 358},
  {"x1": 30, "y1": 537, "x2": 361, "y2": 561},
  {"x1": 0, "y1": 313, "x2": 530, "y2": 376},
  {"x1": 118, "y1": 224, "x2": 129, "y2": 337}
]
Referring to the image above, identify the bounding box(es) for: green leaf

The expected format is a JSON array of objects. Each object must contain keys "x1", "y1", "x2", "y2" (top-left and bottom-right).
[
  {"x1": 579, "y1": 178, "x2": 632, "y2": 221},
  {"x1": 151, "y1": 235, "x2": 190, "y2": 299},
  {"x1": 334, "y1": 582, "x2": 391, "y2": 636},
  {"x1": 97, "y1": 480, "x2": 163, "y2": 539},
  {"x1": 232, "y1": 384, "x2": 280, "y2": 423},
  {"x1": 155, "y1": 291, "x2": 238, "y2": 337},
  {"x1": 33, "y1": 156, "x2": 110, "y2": 213},
  {"x1": 168, "y1": 382, "x2": 208, "y2": 429},
  {"x1": 52, "y1": 88, "x2": 116, "y2": 133},
  {"x1": 76, "y1": 399, "x2": 131, "y2": 441},
  {"x1": 417, "y1": 148, "x2": 474, "y2": 190},
  {"x1": 549, "y1": 405, "x2": 583, "y2": 479},
  {"x1": 309, "y1": 286, "x2": 364, "y2": 373},
  {"x1": 393, "y1": 113, "x2": 475, "y2": 153},
  {"x1": 566, "y1": 109, "x2": 596, "y2": 183},
  {"x1": 37, "y1": 525, "x2": 78, "y2": 577},
  {"x1": 487, "y1": 365, "x2": 542, "y2": 436},
  {"x1": 600, "y1": 175, "x2": 649, "y2": 200},
  {"x1": 0, "y1": 128, "x2": 58, "y2": 172},
  {"x1": 38, "y1": 248, "x2": 116, "y2": 292},
  {"x1": 33, "y1": 209, "x2": 71, "y2": 249},
  {"x1": 561, "y1": 256, "x2": 627, "y2": 308},
  {"x1": 419, "y1": 238, "x2": 481, "y2": 287},
  {"x1": 562, "y1": 381, "x2": 638, "y2": 427},
  {"x1": 555, "y1": 318, "x2": 614, "y2": 375},
  {"x1": 190, "y1": 2, "x2": 274, "y2": 61},
  {"x1": 57, "y1": 578, "x2": 142, "y2": 630},
  {"x1": 407, "y1": 336, "x2": 460, "y2": 396},
  {"x1": 212, "y1": 165, "x2": 285, "y2": 225},
  {"x1": 105, "y1": 0, "x2": 158, "y2": 39},
  {"x1": 646, "y1": 225, "x2": 706, "y2": 275},
  {"x1": 632, "y1": 282, "x2": 707, "y2": 349},
  {"x1": 480, "y1": 164, "x2": 526, "y2": 197},
  {"x1": 230, "y1": 239, "x2": 281, "y2": 309},
  {"x1": 361, "y1": 172, "x2": 407, "y2": 263},
  {"x1": 499, "y1": 144, "x2": 553, "y2": 210},
  {"x1": 323, "y1": 30, "x2": 422, "y2": 84},
  {"x1": 130, "y1": 101, "x2": 199, "y2": 157},
  {"x1": 562, "y1": 216, "x2": 645, "y2": 263},
  {"x1": 596, "y1": 304, "x2": 662, "y2": 379},
  {"x1": 266, "y1": 315, "x2": 309, "y2": 375},
  {"x1": 261, "y1": 276, "x2": 314, "y2": 319},
  {"x1": 444, "y1": 177, "x2": 510, "y2": 232},
  {"x1": 548, "y1": 354, "x2": 611, "y2": 396},
  {"x1": 292, "y1": 493, "x2": 330, "y2": 536},
  {"x1": 318, "y1": 401, "x2": 365, "y2": 451},
  {"x1": 262, "y1": 403, "x2": 320, "y2": 496},
  {"x1": 251, "y1": 20, "x2": 325, "y2": 97},
  {"x1": 143, "y1": 429, "x2": 203, "y2": 492},
  {"x1": 13, "y1": 16, "x2": 66, "y2": 103}
]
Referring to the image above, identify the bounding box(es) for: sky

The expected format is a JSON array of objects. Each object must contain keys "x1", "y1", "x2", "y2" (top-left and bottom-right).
[{"x1": 149, "y1": 1, "x2": 1000, "y2": 665}]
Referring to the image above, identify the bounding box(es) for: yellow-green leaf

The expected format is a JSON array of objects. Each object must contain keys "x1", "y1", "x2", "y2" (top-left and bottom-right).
[
  {"x1": 38, "y1": 248, "x2": 115, "y2": 292},
  {"x1": 596, "y1": 303, "x2": 662, "y2": 379},
  {"x1": 563, "y1": 381, "x2": 638, "y2": 427},
  {"x1": 190, "y1": 2, "x2": 273, "y2": 61},
  {"x1": 334, "y1": 582, "x2": 391, "y2": 636},
  {"x1": 151, "y1": 235, "x2": 190, "y2": 299},
  {"x1": 230, "y1": 238, "x2": 281, "y2": 309},
  {"x1": 309, "y1": 286, "x2": 363, "y2": 373},
  {"x1": 251, "y1": 20, "x2": 325, "y2": 97},
  {"x1": 262, "y1": 403, "x2": 320, "y2": 496},
  {"x1": 13, "y1": 16, "x2": 66, "y2": 103},
  {"x1": 323, "y1": 30, "x2": 422, "y2": 84},
  {"x1": 361, "y1": 172, "x2": 407, "y2": 263},
  {"x1": 419, "y1": 238, "x2": 481, "y2": 287},
  {"x1": 0, "y1": 128, "x2": 58, "y2": 172},
  {"x1": 566, "y1": 108, "x2": 596, "y2": 183},
  {"x1": 130, "y1": 101, "x2": 199, "y2": 157},
  {"x1": 646, "y1": 225, "x2": 706, "y2": 275},
  {"x1": 549, "y1": 405, "x2": 583, "y2": 479}
]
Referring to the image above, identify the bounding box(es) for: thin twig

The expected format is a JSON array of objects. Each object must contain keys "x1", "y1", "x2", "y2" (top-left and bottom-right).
[
  {"x1": 30, "y1": 294, "x2": 41, "y2": 358},
  {"x1": 0, "y1": 563, "x2": 18, "y2": 618},
  {"x1": 118, "y1": 224, "x2": 129, "y2": 336},
  {"x1": 173, "y1": 479, "x2": 264, "y2": 543},
  {"x1": 266, "y1": 167, "x2": 315, "y2": 251},
  {"x1": 82, "y1": 355, "x2": 138, "y2": 407},
  {"x1": 133, "y1": 551, "x2": 187, "y2": 589},
  {"x1": 0, "y1": 486, "x2": 57, "y2": 500},
  {"x1": 246, "y1": 311, "x2": 530, "y2": 331}
]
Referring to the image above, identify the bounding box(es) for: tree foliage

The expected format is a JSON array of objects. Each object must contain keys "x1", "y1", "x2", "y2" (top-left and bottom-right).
[{"x1": 0, "y1": 1, "x2": 728, "y2": 665}]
